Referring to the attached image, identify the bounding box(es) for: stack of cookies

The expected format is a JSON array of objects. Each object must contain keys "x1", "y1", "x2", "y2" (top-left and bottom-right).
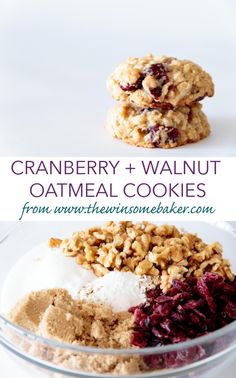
[{"x1": 106, "y1": 55, "x2": 214, "y2": 148}]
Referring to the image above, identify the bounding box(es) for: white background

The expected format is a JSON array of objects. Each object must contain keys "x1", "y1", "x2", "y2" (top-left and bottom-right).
[{"x1": 0, "y1": 0, "x2": 236, "y2": 156}]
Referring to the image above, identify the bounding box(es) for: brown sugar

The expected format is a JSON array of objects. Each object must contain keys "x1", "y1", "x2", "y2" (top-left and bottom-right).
[
  {"x1": 9, "y1": 288, "x2": 146, "y2": 375},
  {"x1": 9, "y1": 289, "x2": 68, "y2": 332},
  {"x1": 9, "y1": 288, "x2": 134, "y2": 348}
]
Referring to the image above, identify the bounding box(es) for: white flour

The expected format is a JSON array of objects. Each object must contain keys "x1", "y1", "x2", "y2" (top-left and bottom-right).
[{"x1": 77, "y1": 271, "x2": 155, "y2": 312}]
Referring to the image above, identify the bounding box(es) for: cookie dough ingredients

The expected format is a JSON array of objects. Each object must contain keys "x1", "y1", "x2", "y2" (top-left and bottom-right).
[
  {"x1": 77, "y1": 271, "x2": 156, "y2": 312},
  {"x1": 1, "y1": 243, "x2": 95, "y2": 313},
  {"x1": 107, "y1": 103, "x2": 210, "y2": 148},
  {"x1": 107, "y1": 55, "x2": 214, "y2": 108},
  {"x1": 53, "y1": 222, "x2": 234, "y2": 291},
  {"x1": 5, "y1": 222, "x2": 236, "y2": 376}
]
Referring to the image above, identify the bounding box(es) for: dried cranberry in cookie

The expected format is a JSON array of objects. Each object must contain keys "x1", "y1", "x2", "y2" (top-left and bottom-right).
[
  {"x1": 118, "y1": 68, "x2": 143, "y2": 92},
  {"x1": 148, "y1": 125, "x2": 180, "y2": 147},
  {"x1": 120, "y1": 76, "x2": 143, "y2": 92},
  {"x1": 143, "y1": 62, "x2": 168, "y2": 80},
  {"x1": 107, "y1": 54, "x2": 214, "y2": 108},
  {"x1": 143, "y1": 63, "x2": 169, "y2": 100}
]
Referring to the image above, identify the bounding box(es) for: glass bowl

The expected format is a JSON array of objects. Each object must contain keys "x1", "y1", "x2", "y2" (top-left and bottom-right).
[{"x1": 0, "y1": 221, "x2": 236, "y2": 378}]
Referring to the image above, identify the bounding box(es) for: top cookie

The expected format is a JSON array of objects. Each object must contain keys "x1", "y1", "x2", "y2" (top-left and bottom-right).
[{"x1": 107, "y1": 55, "x2": 214, "y2": 108}]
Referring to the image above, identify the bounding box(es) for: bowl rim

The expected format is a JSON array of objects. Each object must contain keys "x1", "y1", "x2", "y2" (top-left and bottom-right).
[{"x1": 1, "y1": 314, "x2": 236, "y2": 356}]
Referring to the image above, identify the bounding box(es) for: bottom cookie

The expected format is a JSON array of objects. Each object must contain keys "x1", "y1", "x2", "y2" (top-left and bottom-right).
[{"x1": 106, "y1": 103, "x2": 210, "y2": 148}]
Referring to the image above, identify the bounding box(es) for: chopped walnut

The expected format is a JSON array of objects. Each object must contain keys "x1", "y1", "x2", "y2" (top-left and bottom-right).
[
  {"x1": 48, "y1": 238, "x2": 62, "y2": 248},
  {"x1": 51, "y1": 222, "x2": 234, "y2": 292}
]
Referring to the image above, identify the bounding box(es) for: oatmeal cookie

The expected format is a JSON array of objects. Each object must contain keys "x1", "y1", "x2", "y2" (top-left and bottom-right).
[
  {"x1": 106, "y1": 103, "x2": 210, "y2": 148},
  {"x1": 107, "y1": 55, "x2": 214, "y2": 108}
]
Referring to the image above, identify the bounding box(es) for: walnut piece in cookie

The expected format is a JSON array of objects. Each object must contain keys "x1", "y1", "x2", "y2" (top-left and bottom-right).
[
  {"x1": 106, "y1": 103, "x2": 210, "y2": 148},
  {"x1": 107, "y1": 55, "x2": 214, "y2": 108}
]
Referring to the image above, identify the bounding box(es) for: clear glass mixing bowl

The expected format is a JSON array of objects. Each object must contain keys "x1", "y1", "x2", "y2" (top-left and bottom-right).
[{"x1": 0, "y1": 221, "x2": 236, "y2": 378}]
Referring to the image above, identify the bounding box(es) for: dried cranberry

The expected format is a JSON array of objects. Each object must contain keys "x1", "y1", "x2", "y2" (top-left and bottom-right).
[
  {"x1": 144, "y1": 63, "x2": 168, "y2": 83},
  {"x1": 197, "y1": 279, "x2": 216, "y2": 313},
  {"x1": 183, "y1": 299, "x2": 205, "y2": 310},
  {"x1": 144, "y1": 355, "x2": 163, "y2": 369},
  {"x1": 153, "y1": 304, "x2": 171, "y2": 318},
  {"x1": 189, "y1": 311, "x2": 204, "y2": 327},
  {"x1": 144, "y1": 63, "x2": 169, "y2": 99},
  {"x1": 202, "y1": 272, "x2": 224, "y2": 286},
  {"x1": 154, "y1": 295, "x2": 174, "y2": 304},
  {"x1": 119, "y1": 75, "x2": 143, "y2": 92},
  {"x1": 171, "y1": 311, "x2": 186, "y2": 323},
  {"x1": 133, "y1": 308, "x2": 149, "y2": 327},
  {"x1": 149, "y1": 313, "x2": 161, "y2": 326},
  {"x1": 163, "y1": 346, "x2": 206, "y2": 368},
  {"x1": 146, "y1": 286, "x2": 162, "y2": 299},
  {"x1": 144, "y1": 346, "x2": 205, "y2": 370},
  {"x1": 129, "y1": 272, "x2": 236, "y2": 367},
  {"x1": 119, "y1": 63, "x2": 169, "y2": 100},
  {"x1": 196, "y1": 95, "x2": 205, "y2": 101},
  {"x1": 171, "y1": 331, "x2": 187, "y2": 343},
  {"x1": 159, "y1": 319, "x2": 173, "y2": 333},
  {"x1": 149, "y1": 87, "x2": 162, "y2": 99},
  {"x1": 224, "y1": 301, "x2": 236, "y2": 319},
  {"x1": 172, "y1": 279, "x2": 192, "y2": 293},
  {"x1": 172, "y1": 292, "x2": 193, "y2": 304},
  {"x1": 148, "y1": 125, "x2": 180, "y2": 146},
  {"x1": 152, "y1": 327, "x2": 169, "y2": 339},
  {"x1": 130, "y1": 330, "x2": 149, "y2": 348}
]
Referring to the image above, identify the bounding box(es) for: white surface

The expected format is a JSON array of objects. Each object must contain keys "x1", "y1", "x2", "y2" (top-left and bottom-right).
[{"x1": 0, "y1": 0, "x2": 236, "y2": 156}]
